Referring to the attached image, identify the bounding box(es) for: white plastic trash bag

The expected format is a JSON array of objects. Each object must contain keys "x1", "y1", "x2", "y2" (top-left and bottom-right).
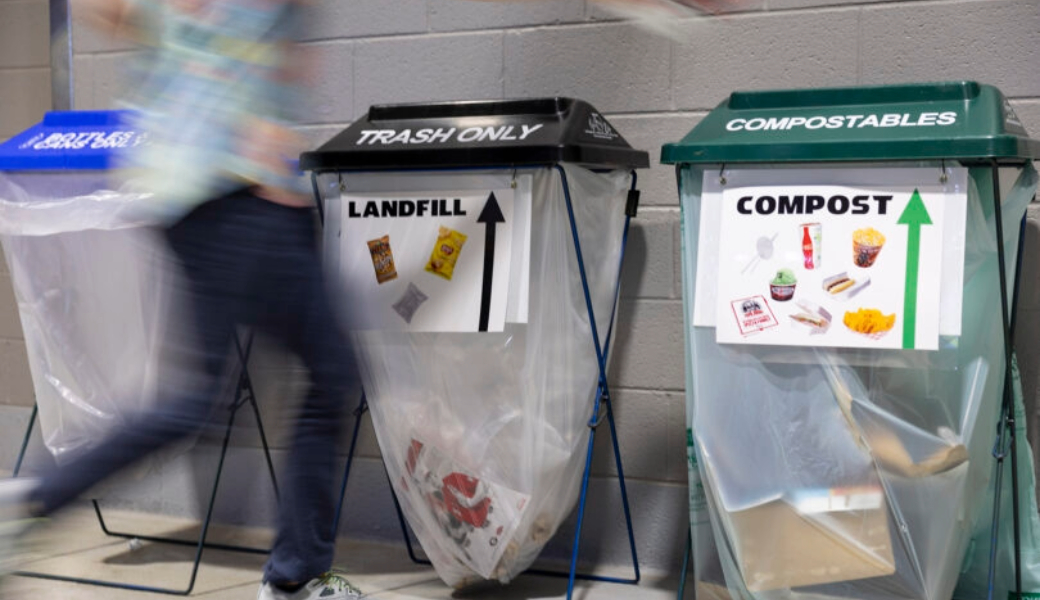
[
  {"x1": 0, "y1": 171, "x2": 170, "y2": 462},
  {"x1": 681, "y1": 163, "x2": 1038, "y2": 600},
  {"x1": 322, "y1": 164, "x2": 630, "y2": 587}
]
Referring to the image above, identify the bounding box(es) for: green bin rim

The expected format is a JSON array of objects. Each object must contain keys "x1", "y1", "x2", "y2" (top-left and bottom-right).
[{"x1": 661, "y1": 81, "x2": 1040, "y2": 165}]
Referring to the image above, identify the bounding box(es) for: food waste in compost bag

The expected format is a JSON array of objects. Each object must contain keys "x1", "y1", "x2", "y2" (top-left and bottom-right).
[{"x1": 681, "y1": 164, "x2": 1039, "y2": 600}]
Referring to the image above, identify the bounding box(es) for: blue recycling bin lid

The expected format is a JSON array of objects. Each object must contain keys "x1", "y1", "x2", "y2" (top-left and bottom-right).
[{"x1": 0, "y1": 110, "x2": 144, "y2": 172}]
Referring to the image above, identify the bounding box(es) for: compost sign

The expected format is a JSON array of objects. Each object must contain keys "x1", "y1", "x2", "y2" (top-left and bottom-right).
[
  {"x1": 700, "y1": 168, "x2": 967, "y2": 351},
  {"x1": 338, "y1": 189, "x2": 517, "y2": 333}
]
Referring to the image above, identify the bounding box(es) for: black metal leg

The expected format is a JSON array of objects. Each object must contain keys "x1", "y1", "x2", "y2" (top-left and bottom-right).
[
  {"x1": 12, "y1": 403, "x2": 37, "y2": 478},
  {"x1": 89, "y1": 331, "x2": 276, "y2": 556},
  {"x1": 13, "y1": 330, "x2": 278, "y2": 594},
  {"x1": 15, "y1": 405, "x2": 241, "y2": 595},
  {"x1": 521, "y1": 395, "x2": 641, "y2": 587},
  {"x1": 236, "y1": 333, "x2": 280, "y2": 503},
  {"x1": 388, "y1": 476, "x2": 429, "y2": 566},
  {"x1": 605, "y1": 396, "x2": 640, "y2": 584},
  {"x1": 985, "y1": 161, "x2": 1024, "y2": 600},
  {"x1": 331, "y1": 396, "x2": 368, "y2": 538},
  {"x1": 677, "y1": 530, "x2": 691, "y2": 600}
]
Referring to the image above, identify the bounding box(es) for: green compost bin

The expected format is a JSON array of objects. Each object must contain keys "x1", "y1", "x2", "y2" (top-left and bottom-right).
[{"x1": 663, "y1": 81, "x2": 1040, "y2": 600}]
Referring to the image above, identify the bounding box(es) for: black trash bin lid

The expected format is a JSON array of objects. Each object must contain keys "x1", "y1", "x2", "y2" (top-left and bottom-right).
[{"x1": 300, "y1": 98, "x2": 649, "y2": 172}]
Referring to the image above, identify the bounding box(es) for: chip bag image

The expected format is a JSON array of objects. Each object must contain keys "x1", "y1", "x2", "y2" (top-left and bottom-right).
[
  {"x1": 393, "y1": 282, "x2": 429, "y2": 324},
  {"x1": 426, "y1": 226, "x2": 468, "y2": 280},
  {"x1": 368, "y1": 235, "x2": 398, "y2": 284}
]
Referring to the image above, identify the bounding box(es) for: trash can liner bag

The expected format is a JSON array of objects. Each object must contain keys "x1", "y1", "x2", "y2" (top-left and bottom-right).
[
  {"x1": 682, "y1": 163, "x2": 1039, "y2": 600},
  {"x1": 0, "y1": 171, "x2": 173, "y2": 462},
  {"x1": 343, "y1": 165, "x2": 630, "y2": 587}
]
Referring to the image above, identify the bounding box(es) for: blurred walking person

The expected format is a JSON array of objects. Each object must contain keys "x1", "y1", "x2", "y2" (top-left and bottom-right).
[{"x1": 0, "y1": 0, "x2": 360, "y2": 598}]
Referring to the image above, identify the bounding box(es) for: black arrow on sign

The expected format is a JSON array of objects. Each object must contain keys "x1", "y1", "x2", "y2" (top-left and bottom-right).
[{"x1": 477, "y1": 192, "x2": 506, "y2": 332}]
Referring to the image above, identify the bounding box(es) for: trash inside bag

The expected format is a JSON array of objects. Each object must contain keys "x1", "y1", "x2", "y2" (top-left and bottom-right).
[
  {"x1": 323, "y1": 165, "x2": 630, "y2": 587},
  {"x1": 682, "y1": 163, "x2": 1039, "y2": 600}
]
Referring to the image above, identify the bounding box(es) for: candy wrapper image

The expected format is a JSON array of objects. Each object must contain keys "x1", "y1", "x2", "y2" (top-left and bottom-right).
[
  {"x1": 426, "y1": 226, "x2": 468, "y2": 280},
  {"x1": 393, "y1": 282, "x2": 429, "y2": 324},
  {"x1": 368, "y1": 234, "x2": 398, "y2": 284}
]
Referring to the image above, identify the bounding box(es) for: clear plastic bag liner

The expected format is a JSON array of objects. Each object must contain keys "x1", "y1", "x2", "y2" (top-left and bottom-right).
[
  {"x1": 323, "y1": 165, "x2": 630, "y2": 587},
  {"x1": 681, "y1": 162, "x2": 1038, "y2": 600},
  {"x1": 0, "y1": 172, "x2": 159, "y2": 236},
  {"x1": 954, "y1": 353, "x2": 1040, "y2": 600},
  {"x1": 0, "y1": 172, "x2": 170, "y2": 462}
]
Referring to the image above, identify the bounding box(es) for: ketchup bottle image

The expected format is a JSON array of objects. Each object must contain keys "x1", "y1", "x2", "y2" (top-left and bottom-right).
[{"x1": 802, "y1": 225, "x2": 814, "y2": 269}]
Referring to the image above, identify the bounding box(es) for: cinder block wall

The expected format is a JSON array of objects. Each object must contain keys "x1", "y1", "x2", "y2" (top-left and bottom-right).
[
  {"x1": 2, "y1": 0, "x2": 1039, "y2": 576},
  {"x1": 0, "y1": 0, "x2": 49, "y2": 446}
]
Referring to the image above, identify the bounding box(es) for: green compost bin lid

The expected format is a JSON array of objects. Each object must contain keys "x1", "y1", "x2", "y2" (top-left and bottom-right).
[{"x1": 661, "y1": 81, "x2": 1040, "y2": 165}]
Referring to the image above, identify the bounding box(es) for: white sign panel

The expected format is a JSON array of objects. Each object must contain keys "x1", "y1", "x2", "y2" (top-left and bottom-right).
[
  {"x1": 699, "y1": 168, "x2": 967, "y2": 351},
  {"x1": 339, "y1": 189, "x2": 517, "y2": 333}
]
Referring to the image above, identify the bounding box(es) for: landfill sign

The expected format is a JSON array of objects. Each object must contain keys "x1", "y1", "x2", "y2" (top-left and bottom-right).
[
  {"x1": 338, "y1": 189, "x2": 517, "y2": 333},
  {"x1": 708, "y1": 170, "x2": 967, "y2": 351}
]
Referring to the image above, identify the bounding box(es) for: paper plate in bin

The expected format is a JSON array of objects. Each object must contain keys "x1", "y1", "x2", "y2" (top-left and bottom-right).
[
  {"x1": 303, "y1": 99, "x2": 647, "y2": 588},
  {"x1": 664, "y1": 82, "x2": 1040, "y2": 600}
]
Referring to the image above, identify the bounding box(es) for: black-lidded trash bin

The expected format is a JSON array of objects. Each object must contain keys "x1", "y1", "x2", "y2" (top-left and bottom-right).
[{"x1": 302, "y1": 98, "x2": 648, "y2": 594}]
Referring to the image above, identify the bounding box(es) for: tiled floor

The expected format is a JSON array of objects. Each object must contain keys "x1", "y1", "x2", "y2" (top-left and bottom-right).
[{"x1": 2, "y1": 507, "x2": 682, "y2": 599}]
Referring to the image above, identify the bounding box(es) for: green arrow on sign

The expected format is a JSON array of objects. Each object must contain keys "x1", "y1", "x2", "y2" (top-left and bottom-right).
[{"x1": 897, "y1": 189, "x2": 933, "y2": 349}]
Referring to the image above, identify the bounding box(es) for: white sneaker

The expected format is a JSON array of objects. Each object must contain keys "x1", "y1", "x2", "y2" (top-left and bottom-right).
[{"x1": 257, "y1": 571, "x2": 363, "y2": 600}]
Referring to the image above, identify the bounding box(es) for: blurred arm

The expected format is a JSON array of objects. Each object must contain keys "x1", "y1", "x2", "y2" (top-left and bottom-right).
[{"x1": 72, "y1": 0, "x2": 147, "y2": 41}]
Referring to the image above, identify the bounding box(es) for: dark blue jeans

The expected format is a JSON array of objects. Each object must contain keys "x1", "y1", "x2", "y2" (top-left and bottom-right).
[{"x1": 31, "y1": 189, "x2": 351, "y2": 585}]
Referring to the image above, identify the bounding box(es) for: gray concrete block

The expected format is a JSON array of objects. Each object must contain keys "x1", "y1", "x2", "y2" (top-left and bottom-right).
[
  {"x1": 1017, "y1": 205, "x2": 1040, "y2": 312},
  {"x1": 301, "y1": 0, "x2": 428, "y2": 41},
  {"x1": 672, "y1": 8, "x2": 860, "y2": 110},
  {"x1": 503, "y1": 23, "x2": 672, "y2": 114},
  {"x1": 586, "y1": 0, "x2": 764, "y2": 22},
  {"x1": 0, "y1": 1, "x2": 49, "y2": 69},
  {"x1": 302, "y1": 41, "x2": 355, "y2": 125},
  {"x1": 611, "y1": 299, "x2": 685, "y2": 391},
  {"x1": 667, "y1": 394, "x2": 691, "y2": 480},
  {"x1": 535, "y1": 476, "x2": 688, "y2": 572},
  {"x1": 90, "y1": 52, "x2": 137, "y2": 110},
  {"x1": 0, "y1": 273, "x2": 22, "y2": 341},
  {"x1": 621, "y1": 209, "x2": 679, "y2": 300},
  {"x1": 0, "y1": 339, "x2": 34, "y2": 407},
  {"x1": 354, "y1": 409, "x2": 383, "y2": 460},
  {"x1": 591, "y1": 389, "x2": 686, "y2": 483},
  {"x1": 429, "y1": 0, "x2": 585, "y2": 32},
  {"x1": 355, "y1": 33, "x2": 504, "y2": 113},
  {"x1": 674, "y1": 219, "x2": 685, "y2": 299},
  {"x1": 1015, "y1": 309, "x2": 1040, "y2": 485},
  {"x1": 297, "y1": 124, "x2": 350, "y2": 152},
  {"x1": 0, "y1": 68, "x2": 51, "y2": 138},
  {"x1": 0, "y1": 244, "x2": 6, "y2": 275},
  {"x1": 71, "y1": 54, "x2": 94, "y2": 110},
  {"x1": 1011, "y1": 100, "x2": 1040, "y2": 139},
  {"x1": 0, "y1": 405, "x2": 51, "y2": 478},
  {"x1": 769, "y1": 0, "x2": 898, "y2": 9},
  {"x1": 584, "y1": 1, "x2": 623, "y2": 22},
  {"x1": 860, "y1": 0, "x2": 1040, "y2": 98},
  {"x1": 609, "y1": 113, "x2": 704, "y2": 207},
  {"x1": 92, "y1": 452, "x2": 195, "y2": 517}
]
